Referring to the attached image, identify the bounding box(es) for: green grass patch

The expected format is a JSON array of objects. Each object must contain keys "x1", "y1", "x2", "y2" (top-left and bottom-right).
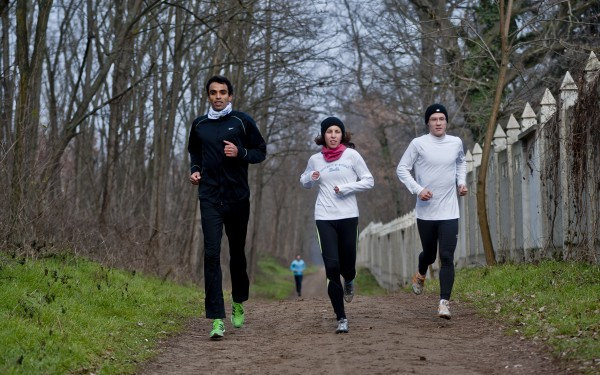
[
  {"x1": 449, "y1": 260, "x2": 600, "y2": 371},
  {"x1": 251, "y1": 256, "x2": 295, "y2": 300},
  {"x1": 0, "y1": 251, "x2": 203, "y2": 375},
  {"x1": 355, "y1": 267, "x2": 388, "y2": 296}
]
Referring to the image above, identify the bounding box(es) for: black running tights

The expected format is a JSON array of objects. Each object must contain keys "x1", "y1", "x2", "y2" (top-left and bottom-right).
[
  {"x1": 316, "y1": 217, "x2": 358, "y2": 321},
  {"x1": 416, "y1": 218, "x2": 458, "y2": 301}
]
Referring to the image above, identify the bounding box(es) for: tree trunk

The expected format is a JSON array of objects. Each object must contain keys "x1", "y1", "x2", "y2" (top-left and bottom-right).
[
  {"x1": 415, "y1": 2, "x2": 436, "y2": 109},
  {"x1": 1, "y1": 0, "x2": 14, "y2": 155},
  {"x1": 10, "y1": 0, "x2": 52, "y2": 241},
  {"x1": 476, "y1": 0, "x2": 514, "y2": 266},
  {"x1": 248, "y1": 0, "x2": 270, "y2": 281}
]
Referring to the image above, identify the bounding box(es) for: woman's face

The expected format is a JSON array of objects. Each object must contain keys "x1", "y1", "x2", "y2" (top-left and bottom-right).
[{"x1": 324, "y1": 126, "x2": 343, "y2": 149}]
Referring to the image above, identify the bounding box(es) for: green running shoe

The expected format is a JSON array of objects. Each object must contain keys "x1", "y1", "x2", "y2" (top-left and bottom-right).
[
  {"x1": 210, "y1": 319, "x2": 225, "y2": 339},
  {"x1": 231, "y1": 302, "x2": 245, "y2": 328}
]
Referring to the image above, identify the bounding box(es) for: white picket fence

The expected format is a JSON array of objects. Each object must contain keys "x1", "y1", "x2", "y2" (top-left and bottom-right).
[{"x1": 357, "y1": 52, "x2": 600, "y2": 291}]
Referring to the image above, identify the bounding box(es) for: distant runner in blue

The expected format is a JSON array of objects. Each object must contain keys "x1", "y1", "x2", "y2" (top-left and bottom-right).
[{"x1": 290, "y1": 255, "x2": 306, "y2": 297}]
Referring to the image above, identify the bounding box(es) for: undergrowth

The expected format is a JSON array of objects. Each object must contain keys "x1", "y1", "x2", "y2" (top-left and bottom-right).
[
  {"x1": 0, "y1": 251, "x2": 202, "y2": 375},
  {"x1": 251, "y1": 256, "x2": 296, "y2": 300},
  {"x1": 450, "y1": 260, "x2": 600, "y2": 373}
]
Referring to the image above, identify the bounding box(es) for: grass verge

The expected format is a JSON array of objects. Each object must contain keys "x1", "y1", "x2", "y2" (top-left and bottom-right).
[
  {"x1": 251, "y1": 256, "x2": 296, "y2": 300},
  {"x1": 0, "y1": 251, "x2": 202, "y2": 375},
  {"x1": 5, "y1": 252, "x2": 597, "y2": 374},
  {"x1": 355, "y1": 267, "x2": 389, "y2": 296},
  {"x1": 423, "y1": 260, "x2": 600, "y2": 373}
]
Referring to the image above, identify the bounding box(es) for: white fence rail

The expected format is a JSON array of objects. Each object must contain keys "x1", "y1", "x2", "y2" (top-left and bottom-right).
[{"x1": 358, "y1": 52, "x2": 600, "y2": 291}]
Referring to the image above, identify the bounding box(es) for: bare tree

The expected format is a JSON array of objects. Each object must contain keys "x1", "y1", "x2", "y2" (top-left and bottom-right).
[
  {"x1": 475, "y1": 0, "x2": 515, "y2": 265},
  {"x1": 5, "y1": 0, "x2": 598, "y2": 282},
  {"x1": 10, "y1": 0, "x2": 53, "y2": 242}
]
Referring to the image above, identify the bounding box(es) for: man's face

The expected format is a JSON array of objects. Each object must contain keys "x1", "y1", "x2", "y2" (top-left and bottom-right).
[
  {"x1": 208, "y1": 82, "x2": 232, "y2": 111},
  {"x1": 427, "y1": 113, "x2": 447, "y2": 137}
]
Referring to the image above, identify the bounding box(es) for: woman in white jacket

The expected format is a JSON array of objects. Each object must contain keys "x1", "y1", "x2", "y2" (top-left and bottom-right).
[{"x1": 300, "y1": 117, "x2": 374, "y2": 334}]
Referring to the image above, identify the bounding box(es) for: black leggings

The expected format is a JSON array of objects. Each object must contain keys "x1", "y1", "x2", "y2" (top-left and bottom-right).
[
  {"x1": 294, "y1": 275, "x2": 303, "y2": 295},
  {"x1": 416, "y1": 218, "x2": 458, "y2": 301},
  {"x1": 316, "y1": 217, "x2": 358, "y2": 321}
]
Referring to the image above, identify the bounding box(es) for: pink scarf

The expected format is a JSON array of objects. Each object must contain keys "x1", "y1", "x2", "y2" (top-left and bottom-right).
[{"x1": 322, "y1": 144, "x2": 346, "y2": 162}]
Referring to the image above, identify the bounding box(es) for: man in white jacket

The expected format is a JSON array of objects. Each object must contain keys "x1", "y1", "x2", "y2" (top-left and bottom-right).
[{"x1": 396, "y1": 104, "x2": 468, "y2": 320}]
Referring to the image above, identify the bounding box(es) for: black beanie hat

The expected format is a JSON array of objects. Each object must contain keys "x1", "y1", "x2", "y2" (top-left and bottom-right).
[
  {"x1": 424, "y1": 104, "x2": 448, "y2": 124},
  {"x1": 320, "y1": 117, "x2": 346, "y2": 137}
]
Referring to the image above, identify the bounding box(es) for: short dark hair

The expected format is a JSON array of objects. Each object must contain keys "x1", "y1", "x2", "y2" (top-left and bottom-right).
[{"x1": 205, "y1": 75, "x2": 234, "y2": 95}]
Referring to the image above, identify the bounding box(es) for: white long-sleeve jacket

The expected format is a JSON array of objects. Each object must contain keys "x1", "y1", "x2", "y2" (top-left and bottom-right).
[
  {"x1": 300, "y1": 148, "x2": 374, "y2": 221},
  {"x1": 396, "y1": 133, "x2": 466, "y2": 220}
]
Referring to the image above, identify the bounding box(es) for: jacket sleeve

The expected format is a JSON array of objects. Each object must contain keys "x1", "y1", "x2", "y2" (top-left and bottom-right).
[
  {"x1": 455, "y1": 140, "x2": 467, "y2": 186},
  {"x1": 239, "y1": 115, "x2": 267, "y2": 164},
  {"x1": 396, "y1": 141, "x2": 423, "y2": 195},
  {"x1": 300, "y1": 157, "x2": 318, "y2": 189},
  {"x1": 188, "y1": 118, "x2": 202, "y2": 174},
  {"x1": 337, "y1": 151, "x2": 374, "y2": 195}
]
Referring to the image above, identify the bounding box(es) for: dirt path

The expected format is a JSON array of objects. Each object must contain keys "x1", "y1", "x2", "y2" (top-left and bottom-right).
[
  {"x1": 296, "y1": 267, "x2": 328, "y2": 298},
  {"x1": 139, "y1": 268, "x2": 579, "y2": 375}
]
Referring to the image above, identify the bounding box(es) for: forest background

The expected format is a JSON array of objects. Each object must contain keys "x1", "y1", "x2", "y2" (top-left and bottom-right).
[{"x1": 1, "y1": 0, "x2": 599, "y2": 284}]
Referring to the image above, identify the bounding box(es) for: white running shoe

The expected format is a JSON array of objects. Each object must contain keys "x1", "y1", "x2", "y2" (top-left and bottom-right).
[
  {"x1": 336, "y1": 318, "x2": 349, "y2": 333},
  {"x1": 438, "y1": 299, "x2": 451, "y2": 319}
]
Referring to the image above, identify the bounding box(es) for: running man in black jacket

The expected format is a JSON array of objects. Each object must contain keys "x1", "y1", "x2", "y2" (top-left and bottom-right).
[{"x1": 188, "y1": 75, "x2": 267, "y2": 339}]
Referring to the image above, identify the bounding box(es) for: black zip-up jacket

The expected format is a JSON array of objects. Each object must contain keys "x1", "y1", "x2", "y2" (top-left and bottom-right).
[{"x1": 188, "y1": 111, "x2": 267, "y2": 204}]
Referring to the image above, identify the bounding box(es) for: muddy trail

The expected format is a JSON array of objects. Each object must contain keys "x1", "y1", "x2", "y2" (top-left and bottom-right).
[{"x1": 139, "y1": 268, "x2": 579, "y2": 375}]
